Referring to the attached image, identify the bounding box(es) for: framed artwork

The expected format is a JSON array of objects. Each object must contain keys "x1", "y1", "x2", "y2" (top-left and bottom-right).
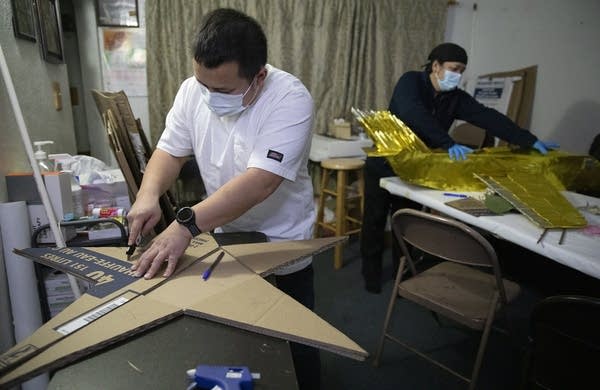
[
  {"x1": 11, "y1": 0, "x2": 37, "y2": 42},
  {"x1": 97, "y1": 0, "x2": 140, "y2": 28},
  {"x1": 35, "y1": 0, "x2": 64, "y2": 64}
]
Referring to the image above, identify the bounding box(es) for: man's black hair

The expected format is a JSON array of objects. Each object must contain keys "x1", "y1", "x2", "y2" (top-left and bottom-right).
[
  {"x1": 193, "y1": 8, "x2": 267, "y2": 80},
  {"x1": 424, "y1": 42, "x2": 468, "y2": 73}
]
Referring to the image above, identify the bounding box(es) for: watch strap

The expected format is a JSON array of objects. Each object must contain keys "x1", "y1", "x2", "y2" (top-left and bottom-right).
[{"x1": 186, "y1": 222, "x2": 201, "y2": 236}]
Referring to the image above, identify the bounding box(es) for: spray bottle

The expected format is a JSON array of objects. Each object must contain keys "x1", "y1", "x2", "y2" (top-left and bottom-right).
[{"x1": 33, "y1": 140, "x2": 54, "y2": 172}]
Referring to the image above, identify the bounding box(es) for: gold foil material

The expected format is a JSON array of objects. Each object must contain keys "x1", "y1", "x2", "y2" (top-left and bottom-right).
[
  {"x1": 353, "y1": 109, "x2": 600, "y2": 228},
  {"x1": 476, "y1": 173, "x2": 587, "y2": 228}
]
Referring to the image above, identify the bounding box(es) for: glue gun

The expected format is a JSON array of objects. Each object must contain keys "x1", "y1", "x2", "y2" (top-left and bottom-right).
[{"x1": 186, "y1": 365, "x2": 259, "y2": 390}]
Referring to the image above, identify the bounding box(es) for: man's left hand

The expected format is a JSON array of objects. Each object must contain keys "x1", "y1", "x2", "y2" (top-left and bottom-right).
[
  {"x1": 131, "y1": 222, "x2": 192, "y2": 279},
  {"x1": 532, "y1": 140, "x2": 560, "y2": 155},
  {"x1": 448, "y1": 144, "x2": 473, "y2": 160}
]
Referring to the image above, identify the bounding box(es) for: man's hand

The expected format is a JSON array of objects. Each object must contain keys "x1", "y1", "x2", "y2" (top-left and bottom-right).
[
  {"x1": 131, "y1": 222, "x2": 192, "y2": 279},
  {"x1": 126, "y1": 195, "x2": 162, "y2": 246},
  {"x1": 532, "y1": 140, "x2": 560, "y2": 155},
  {"x1": 448, "y1": 144, "x2": 473, "y2": 160}
]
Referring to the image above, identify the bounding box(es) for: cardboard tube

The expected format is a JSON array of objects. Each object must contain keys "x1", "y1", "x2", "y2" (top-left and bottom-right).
[
  {"x1": 0, "y1": 202, "x2": 49, "y2": 389},
  {"x1": 0, "y1": 236, "x2": 15, "y2": 353}
]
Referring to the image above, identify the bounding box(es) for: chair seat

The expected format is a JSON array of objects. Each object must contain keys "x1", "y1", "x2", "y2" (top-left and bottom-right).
[{"x1": 398, "y1": 262, "x2": 520, "y2": 329}]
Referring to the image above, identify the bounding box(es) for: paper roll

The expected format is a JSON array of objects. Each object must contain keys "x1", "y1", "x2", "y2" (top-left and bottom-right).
[
  {"x1": 0, "y1": 201, "x2": 44, "y2": 341},
  {"x1": 0, "y1": 234, "x2": 15, "y2": 352}
]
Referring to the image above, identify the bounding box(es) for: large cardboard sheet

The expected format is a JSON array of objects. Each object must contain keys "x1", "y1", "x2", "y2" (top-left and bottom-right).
[{"x1": 0, "y1": 234, "x2": 366, "y2": 388}]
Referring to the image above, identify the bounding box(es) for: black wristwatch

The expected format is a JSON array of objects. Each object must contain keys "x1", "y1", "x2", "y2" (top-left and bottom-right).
[{"x1": 175, "y1": 207, "x2": 201, "y2": 236}]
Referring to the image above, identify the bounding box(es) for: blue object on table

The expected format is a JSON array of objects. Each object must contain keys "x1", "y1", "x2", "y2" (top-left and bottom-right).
[
  {"x1": 202, "y1": 251, "x2": 225, "y2": 281},
  {"x1": 443, "y1": 192, "x2": 468, "y2": 198},
  {"x1": 194, "y1": 365, "x2": 253, "y2": 390}
]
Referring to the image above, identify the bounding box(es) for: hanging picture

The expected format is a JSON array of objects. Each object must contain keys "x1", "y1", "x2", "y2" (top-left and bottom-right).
[
  {"x1": 97, "y1": 0, "x2": 140, "y2": 27},
  {"x1": 11, "y1": 0, "x2": 36, "y2": 41},
  {"x1": 35, "y1": 0, "x2": 64, "y2": 64}
]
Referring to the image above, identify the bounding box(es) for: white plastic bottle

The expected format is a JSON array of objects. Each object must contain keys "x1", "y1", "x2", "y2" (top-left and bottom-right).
[
  {"x1": 49, "y1": 153, "x2": 85, "y2": 219},
  {"x1": 33, "y1": 140, "x2": 54, "y2": 172}
]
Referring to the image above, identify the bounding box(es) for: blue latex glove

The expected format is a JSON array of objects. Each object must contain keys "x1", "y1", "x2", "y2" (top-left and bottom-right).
[
  {"x1": 448, "y1": 144, "x2": 473, "y2": 160},
  {"x1": 532, "y1": 140, "x2": 559, "y2": 155}
]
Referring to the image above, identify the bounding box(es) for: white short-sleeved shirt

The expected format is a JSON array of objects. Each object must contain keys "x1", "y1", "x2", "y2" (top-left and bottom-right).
[{"x1": 157, "y1": 65, "x2": 315, "y2": 274}]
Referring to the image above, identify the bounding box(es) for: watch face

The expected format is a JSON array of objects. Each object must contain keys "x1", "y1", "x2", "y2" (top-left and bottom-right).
[{"x1": 177, "y1": 207, "x2": 194, "y2": 223}]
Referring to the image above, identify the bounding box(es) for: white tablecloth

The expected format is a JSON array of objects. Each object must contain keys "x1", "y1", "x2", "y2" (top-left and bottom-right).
[
  {"x1": 380, "y1": 177, "x2": 600, "y2": 279},
  {"x1": 309, "y1": 134, "x2": 372, "y2": 162}
]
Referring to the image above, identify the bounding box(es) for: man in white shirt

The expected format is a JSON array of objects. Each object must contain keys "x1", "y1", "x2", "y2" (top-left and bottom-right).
[{"x1": 126, "y1": 8, "x2": 319, "y2": 389}]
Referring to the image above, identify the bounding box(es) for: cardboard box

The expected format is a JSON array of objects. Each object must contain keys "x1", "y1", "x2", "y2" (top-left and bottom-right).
[
  {"x1": 81, "y1": 169, "x2": 131, "y2": 212},
  {"x1": 7, "y1": 172, "x2": 76, "y2": 243},
  {"x1": 46, "y1": 294, "x2": 76, "y2": 306},
  {"x1": 7, "y1": 172, "x2": 74, "y2": 219},
  {"x1": 329, "y1": 121, "x2": 352, "y2": 139},
  {"x1": 44, "y1": 271, "x2": 76, "y2": 296},
  {"x1": 0, "y1": 235, "x2": 367, "y2": 388}
]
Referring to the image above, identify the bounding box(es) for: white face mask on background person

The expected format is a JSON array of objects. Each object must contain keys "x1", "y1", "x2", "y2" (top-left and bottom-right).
[
  {"x1": 436, "y1": 69, "x2": 462, "y2": 91},
  {"x1": 200, "y1": 77, "x2": 257, "y2": 117}
]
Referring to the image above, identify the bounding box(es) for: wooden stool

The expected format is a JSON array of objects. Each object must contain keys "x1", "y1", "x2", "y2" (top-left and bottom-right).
[{"x1": 315, "y1": 158, "x2": 365, "y2": 269}]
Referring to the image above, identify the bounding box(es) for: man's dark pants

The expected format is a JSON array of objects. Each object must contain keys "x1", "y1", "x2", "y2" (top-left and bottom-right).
[
  {"x1": 275, "y1": 264, "x2": 320, "y2": 390},
  {"x1": 360, "y1": 157, "x2": 421, "y2": 293}
]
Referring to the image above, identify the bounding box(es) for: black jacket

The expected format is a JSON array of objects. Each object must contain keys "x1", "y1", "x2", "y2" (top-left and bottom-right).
[{"x1": 388, "y1": 71, "x2": 538, "y2": 149}]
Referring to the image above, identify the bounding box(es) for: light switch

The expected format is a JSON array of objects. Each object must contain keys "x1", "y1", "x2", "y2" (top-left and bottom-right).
[{"x1": 52, "y1": 81, "x2": 62, "y2": 111}]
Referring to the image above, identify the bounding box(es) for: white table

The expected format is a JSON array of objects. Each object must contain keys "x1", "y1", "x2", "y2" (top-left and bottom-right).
[
  {"x1": 309, "y1": 134, "x2": 372, "y2": 162},
  {"x1": 380, "y1": 177, "x2": 600, "y2": 279}
]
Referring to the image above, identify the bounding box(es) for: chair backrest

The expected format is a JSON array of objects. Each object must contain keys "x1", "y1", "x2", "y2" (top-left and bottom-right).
[
  {"x1": 528, "y1": 295, "x2": 600, "y2": 389},
  {"x1": 392, "y1": 208, "x2": 499, "y2": 268}
]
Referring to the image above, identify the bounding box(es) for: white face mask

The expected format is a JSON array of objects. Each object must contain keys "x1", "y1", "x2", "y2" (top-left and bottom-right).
[
  {"x1": 200, "y1": 77, "x2": 257, "y2": 117},
  {"x1": 436, "y1": 69, "x2": 462, "y2": 91}
]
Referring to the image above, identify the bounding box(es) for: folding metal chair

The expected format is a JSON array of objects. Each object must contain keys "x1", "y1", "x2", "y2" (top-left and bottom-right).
[
  {"x1": 522, "y1": 295, "x2": 600, "y2": 389},
  {"x1": 374, "y1": 209, "x2": 520, "y2": 389}
]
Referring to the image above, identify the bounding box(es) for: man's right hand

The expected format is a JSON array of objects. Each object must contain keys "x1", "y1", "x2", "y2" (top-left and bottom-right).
[{"x1": 126, "y1": 195, "x2": 162, "y2": 245}]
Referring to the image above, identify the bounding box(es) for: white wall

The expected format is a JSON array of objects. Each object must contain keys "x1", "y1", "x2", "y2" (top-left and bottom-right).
[
  {"x1": 0, "y1": 0, "x2": 77, "y2": 200},
  {"x1": 445, "y1": 0, "x2": 600, "y2": 154},
  {"x1": 74, "y1": 0, "x2": 150, "y2": 165}
]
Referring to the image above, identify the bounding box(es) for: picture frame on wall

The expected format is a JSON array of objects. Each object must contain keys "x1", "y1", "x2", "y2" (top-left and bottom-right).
[
  {"x1": 11, "y1": 0, "x2": 37, "y2": 42},
  {"x1": 35, "y1": 0, "x2": 65, "y2": 64},
  {"x1": 97, "y1": 0, "x2": 140, "y2": 28}
]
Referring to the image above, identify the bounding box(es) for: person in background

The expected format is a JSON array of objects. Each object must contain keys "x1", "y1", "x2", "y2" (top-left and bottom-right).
[
  {"x1": 361, "y1": 42, "x2": 559, "y2": 294},
  {"x1": 126, "y1": 9, "x2": 320, "y2": 389}
]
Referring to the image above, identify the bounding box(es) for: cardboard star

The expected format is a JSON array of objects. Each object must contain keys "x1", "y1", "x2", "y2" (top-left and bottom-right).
[{"x1": 0, "y1": 234, "x2": 367, "y2": 388}]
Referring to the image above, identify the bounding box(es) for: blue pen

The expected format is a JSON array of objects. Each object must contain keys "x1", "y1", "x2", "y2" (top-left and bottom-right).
[
  {"x1": 202, "y1": 251, "x2": 225, "y2": 281},
  {"x1": 443, "y1": 192, "x2": 468, "y2": 198}
]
